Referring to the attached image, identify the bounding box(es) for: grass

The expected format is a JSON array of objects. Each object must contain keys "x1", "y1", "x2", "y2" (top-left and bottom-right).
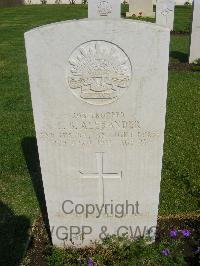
[
  {"x1": 160, "y1": 71, "x2": 200, "y2": 215},
  {"x1": 170, "y1": 35, "x2": 190, "y2": 63},
  {"x1": 47, "y1": 235, "x2": 188, "y2": 266},
  {"x1": 0, "y1": 4, "x2": 199, "y2": 266},
  {"x1": 173, "y1": 5, "x2": 193, "y2": 33}
]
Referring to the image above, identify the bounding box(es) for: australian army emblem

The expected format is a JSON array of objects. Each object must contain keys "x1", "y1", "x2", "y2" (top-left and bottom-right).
[{"x1": 67, "y1": 41, "x2": 132, "y2": 105}]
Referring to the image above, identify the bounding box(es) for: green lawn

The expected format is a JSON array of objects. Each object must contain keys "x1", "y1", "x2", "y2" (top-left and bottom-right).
[
  {"x1": 170, "y1": 35, "x2": 190, "y2": 63},
  {"x1": 173, "y1": 5, "x2": 193, "y2": 33},
  {"x1": 0, "y1": 4, "x2": 199, "y2": 266},
  {"x1": 160, "y1": 71, "x2": 200, "y2": 215}
]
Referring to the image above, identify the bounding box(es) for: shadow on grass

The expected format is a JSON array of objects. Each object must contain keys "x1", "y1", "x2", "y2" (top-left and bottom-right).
[
  {"x1": 0, "y1": 201, "x2": 30, "y2": 266},
  {"x1": 21, "y1": 137, "x2": 51, "y2": 242},
  {"x1": 170, "y1": 51, "x2": 189, "y2": 63},
  {"x1": 0, "y1": 0, "x2": 23, "y2": 8}
]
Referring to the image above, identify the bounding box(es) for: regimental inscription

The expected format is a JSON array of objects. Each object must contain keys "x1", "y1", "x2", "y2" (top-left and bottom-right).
[
  {"x1": 39, "y1": 112, "x2": 160, "y2": 147},
  {"x1": 67, "y1": 41, "x2": 132, "y2": 105},
  {"x1": 97, "y1": 0, "x2": 112, "y2": 16}
]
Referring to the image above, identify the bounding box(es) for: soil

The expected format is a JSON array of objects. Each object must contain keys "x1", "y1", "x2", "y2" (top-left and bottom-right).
[
  {"x1": 22, "y1": 213, "x2": 200, "y2": 266},
  {"x1": 171, "y1": 31, "x2": 190, "y2": 36},
  {"x1": 169, "y1": 62, "x2": 192, "y2": 71},
  {"x1": 21, "y1": 216, "x2": 50, "y2": 266}
]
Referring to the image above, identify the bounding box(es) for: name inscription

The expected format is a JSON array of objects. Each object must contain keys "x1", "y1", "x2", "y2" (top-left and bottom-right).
[{"x1": 39, "y1": 112, "x2": 159, "y2": 147}]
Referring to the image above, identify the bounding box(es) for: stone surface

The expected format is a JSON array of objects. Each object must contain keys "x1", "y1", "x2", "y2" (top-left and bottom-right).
[
  {"x1": 25, "y1": 19, "x2": 170, "y2": 247},
  {"x1": 156, "y1": 0, "x2": 175, "y2": 30},
  {"x1": 88, "y1": 0, "x2": 121, "y2": 19},
  {"x1": 126, "y1": 0, "x2": 154, "y2": 17},
  {"x1": 189, "y1": 0, "x2": 200, "y2": 63}
]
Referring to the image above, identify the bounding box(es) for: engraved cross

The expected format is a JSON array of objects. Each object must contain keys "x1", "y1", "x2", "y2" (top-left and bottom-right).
[{"x1": 80, "y1": 152, "x2": 122, "y2": 205}]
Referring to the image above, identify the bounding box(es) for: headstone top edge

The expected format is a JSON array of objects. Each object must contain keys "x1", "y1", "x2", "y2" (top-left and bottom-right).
[{"x1": 25, "y1": 19, "x2": 170, "y2": 38}]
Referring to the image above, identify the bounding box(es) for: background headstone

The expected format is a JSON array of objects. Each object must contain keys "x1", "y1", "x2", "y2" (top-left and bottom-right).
[
  {"x1": 25, "y1": 19, "x2": 170, "y2": 247},
  {"x1": 156, "y1": 0, "x2": 175, "y2": 30},
  {"x1": 88, "y1": 0, "x2": 121, "y2": 19},
  {"x1": 189, "y1": 0, "x2": 200, "y2": 63},
  {"x1": 126, "y1": 0, "x2": 154, "y2": 17}
]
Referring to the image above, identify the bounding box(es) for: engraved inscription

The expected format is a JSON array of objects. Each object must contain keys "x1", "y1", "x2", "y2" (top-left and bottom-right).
[
  {"x1": 159, "y1": 0, "x2": 174, "y2": 16},
  {"x1": 67, "y1": 41, "x2": 132, "y2": 105},
  {"x1": 39, "y1": 112, "x2": 160, "y2": 147},
  {"x1": 97, "y1": 0, "x2": 112, "y2": 16},
  {"x1": 80, "y1": 152, "x2": 122, "y2": 204}
]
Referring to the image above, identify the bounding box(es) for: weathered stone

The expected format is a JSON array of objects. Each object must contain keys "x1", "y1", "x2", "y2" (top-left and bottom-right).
[
  {"x1": 88, "y1": 0, "x2": 121, "y2": 19},
  {"x1": 126, "y1": 0, "x2": 154, "y2": 17},
  {"x1": 25, "y1": 19, "x2": 170, "y2": 247},
  {"x1": 156, "y1": 0, "x2": 175, "y2": 30},
  {"x1": 189, "y1": 0, "x2": 200, "y2": 63}
]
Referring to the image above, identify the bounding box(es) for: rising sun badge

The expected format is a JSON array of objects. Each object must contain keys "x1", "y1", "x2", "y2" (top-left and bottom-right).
[{"x1": 67, "y1": 40, "x2": 132, "y2": 105}]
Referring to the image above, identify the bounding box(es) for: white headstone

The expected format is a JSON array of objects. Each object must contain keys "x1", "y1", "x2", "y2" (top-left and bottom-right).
[
  {"x1": 189, "y1": 0, "x2": 200, "y2": 63},
  {"x1": 126, "y1": 0, "x2": 154, "y2": 17},
  {"x1": 88, "y1": 0, "x2": 121, "y2": 19},
  {"x1": 156, "y1": 0, "x2": 175, "y2": 30},
  {"x1": 25, "y1": 18, "x2": 170, "y2": 247}
]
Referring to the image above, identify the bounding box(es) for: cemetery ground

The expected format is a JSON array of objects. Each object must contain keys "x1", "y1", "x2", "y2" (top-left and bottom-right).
[{"x1": 0, "y1": 4, "x2": 199, "y2": 266}]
